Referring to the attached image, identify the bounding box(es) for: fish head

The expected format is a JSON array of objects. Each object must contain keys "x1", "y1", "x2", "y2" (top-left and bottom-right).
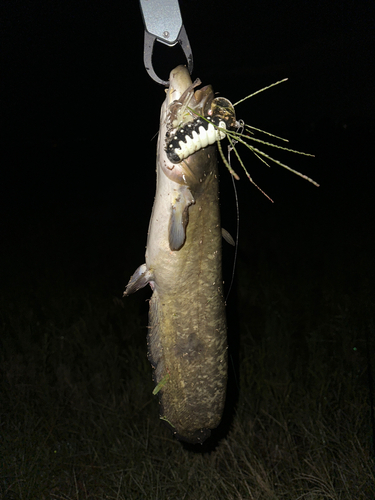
[{"x1": 158, "y1": 65, "x2": 218, "y2": 190}]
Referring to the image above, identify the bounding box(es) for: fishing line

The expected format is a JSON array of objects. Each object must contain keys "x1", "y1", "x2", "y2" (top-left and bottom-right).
[
  {"x1": 225, "y1": 122, "x2": 242, "y2": 304},
  {"x1": 366, "y1": 320, "x2": 375, "y2": 460}
]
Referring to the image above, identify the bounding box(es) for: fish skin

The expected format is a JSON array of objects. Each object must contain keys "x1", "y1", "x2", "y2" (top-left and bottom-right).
[{"x1": 124, "y1": 65, "x2": 227, "y2": 444}]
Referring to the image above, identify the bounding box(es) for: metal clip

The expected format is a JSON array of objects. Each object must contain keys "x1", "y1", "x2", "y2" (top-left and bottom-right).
[{"x1": 139, "y1": 0, "x2": 193, "y2": 85}]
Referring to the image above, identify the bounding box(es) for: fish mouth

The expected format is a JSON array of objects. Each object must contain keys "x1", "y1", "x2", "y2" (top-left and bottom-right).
[
  {"x1": 167, "y1": 65, "x2": 197, "y2": 102},
  {"x1": 166, "y1": 65, "x2": 214, "y2": 129},
  {"x1": 158, "y1": 66, "x2": 216, "y2": 186},
  {"x1": 160, "y1": 66, "x2": 236, "y2": 188}
]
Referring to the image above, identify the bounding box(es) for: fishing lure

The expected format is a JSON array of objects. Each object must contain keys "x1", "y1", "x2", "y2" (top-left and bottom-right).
[
  {"x1": 165, "y1": 80, "x2": 318, "y2": 200},
  {"x1": 165, "y1": 97, "x2": 237, "y2": 164},
  {"x1": 166, "y1": 116, "x2": 226, "y2": 163}
]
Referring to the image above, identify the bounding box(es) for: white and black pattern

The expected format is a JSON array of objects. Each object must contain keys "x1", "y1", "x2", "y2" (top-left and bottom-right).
[{"x1": 166, "y1": 116, "x2": 227, "y2": 164}]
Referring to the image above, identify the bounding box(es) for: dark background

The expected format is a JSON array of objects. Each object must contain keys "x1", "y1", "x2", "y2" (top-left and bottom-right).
[
  {"x1": 1, "y1": 0, "x2": 374, "y2": 315},
  {"x1": 1, "y1": 3, "x2": 374, "y2": 486}
]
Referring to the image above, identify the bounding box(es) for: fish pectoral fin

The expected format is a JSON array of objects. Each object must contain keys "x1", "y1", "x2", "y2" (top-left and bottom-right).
[
  {"x1": 123, "y1": 263, "x2": 153, "y2": 296},
  {"x1": 222, "y1": 227, "x2": 235, "y2": 246},
  {"x1": 169, "y1": 187, "x2": 194, "y2": 251}
]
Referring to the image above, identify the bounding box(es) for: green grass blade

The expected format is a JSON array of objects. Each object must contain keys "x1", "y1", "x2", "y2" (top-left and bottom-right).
[
  {"x1": 233, "y1": 78, "x2": 288, "y2": 107},
  {"x1": 245, "y1": 124, "x2": 289, "y2": 142},
  {"x1": 227, "y1": 135, "x2": 274, "y2": 202},
  {"x1": 217, "y1": 138, "x2": 240, "y2": 180},
  {"x1": 220, "y1": 127, "x2": 319, "y2": 187},
  {"x1": 152, "y1": 373, "x2": 170, "y2": 396}
]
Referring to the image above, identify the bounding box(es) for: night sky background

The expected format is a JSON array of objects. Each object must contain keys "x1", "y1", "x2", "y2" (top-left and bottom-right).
[{"x1": 1, "y1": 0, "x2": 374, "y2": 331}]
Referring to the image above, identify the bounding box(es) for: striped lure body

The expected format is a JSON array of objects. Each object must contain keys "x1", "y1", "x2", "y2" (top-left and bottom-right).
[
  {"x1": 165, "y1": 96, "x2": 236, "y2": 164},
  {"x1": 166, "y1": 116, "x2": 226, "y2": 163}
]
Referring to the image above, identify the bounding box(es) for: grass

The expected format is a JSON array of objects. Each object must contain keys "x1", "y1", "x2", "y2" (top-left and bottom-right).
[{"x1": 1, "y1": 201, "x2": 374, "y2": 499}]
